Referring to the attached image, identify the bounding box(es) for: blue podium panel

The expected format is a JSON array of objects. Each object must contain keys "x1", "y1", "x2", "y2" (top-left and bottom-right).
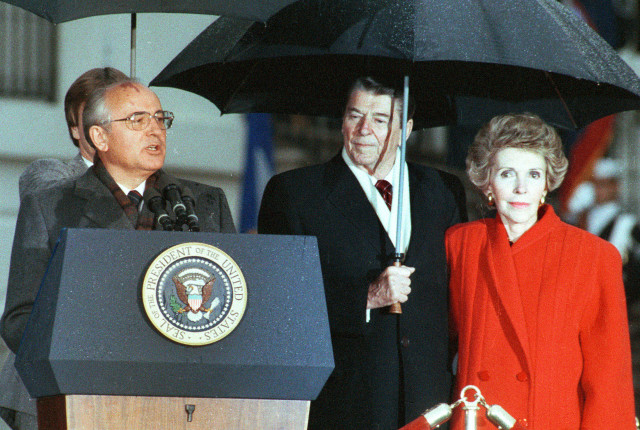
[{"x1": 16, "y1": 228, "x2": 333, "y2": 400}]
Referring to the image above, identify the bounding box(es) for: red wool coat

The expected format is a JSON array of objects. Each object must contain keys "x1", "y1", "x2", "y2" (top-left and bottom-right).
[{"x1": 446, "y1": 205, "x2": 635, "y2": 429}]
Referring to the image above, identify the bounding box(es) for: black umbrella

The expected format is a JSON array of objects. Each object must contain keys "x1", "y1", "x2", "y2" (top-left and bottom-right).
[
  {"x1": 1, "y1": 0, "x2": 298, "y2": 22},
  {"x1": 150, "y1": 0, "x2": 640, "y2": 130},
  {"x1": 2, "y1": 0, "x2": 298, "y2": 77},
  {"x1": 151, "y1": 0, "x2": 640, "y2": 311}
]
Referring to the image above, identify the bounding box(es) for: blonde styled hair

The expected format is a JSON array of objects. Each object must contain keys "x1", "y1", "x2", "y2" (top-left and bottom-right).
[{"x1": 466, "y1": 113, "x2": 568, "y2": 193}]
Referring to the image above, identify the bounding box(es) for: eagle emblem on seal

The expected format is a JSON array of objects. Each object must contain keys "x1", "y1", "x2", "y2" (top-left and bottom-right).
[{"x1": 170, "y1": 269, "x2": 221, "y2": 322}]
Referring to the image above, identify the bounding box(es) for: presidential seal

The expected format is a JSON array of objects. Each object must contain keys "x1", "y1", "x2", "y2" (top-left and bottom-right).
[{"x1": 142, "y1": 242, "x2": 247, "y2": 346}]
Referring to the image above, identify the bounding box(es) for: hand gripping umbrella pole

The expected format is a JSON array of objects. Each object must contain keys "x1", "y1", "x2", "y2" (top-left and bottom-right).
[
  {"x1": 389, "y1": 75, "x2": 410, "y2": 314},
  {"x1": 400, "y1": 385, "x2": 528, "y2": 430}
]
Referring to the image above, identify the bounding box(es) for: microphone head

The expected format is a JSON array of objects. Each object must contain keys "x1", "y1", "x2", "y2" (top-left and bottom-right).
[
  {"x1": 158, "y1": 172, "x2": 181, "y2": 193},
  {"x1": 158, "y1": 172, "x2": 186, "y2": 226},
  {"x1": 143, "y1": 186, "x2": 162, "y2": 201},
  {"x1": 181, "y1": 185, "x2": 195, "y2": 202},
  {"x1": 143, "y1": 187, "x2": 163, "y2": 209},
  {"x1": 144, "y1": 187, "x2": 174, "y2": 231}
]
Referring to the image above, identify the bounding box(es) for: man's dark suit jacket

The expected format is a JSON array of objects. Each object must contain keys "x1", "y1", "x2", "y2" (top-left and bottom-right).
[
  {"x1": 1, "y1": 168, "x2": 236, "y2": 353},
  {"x1": 258, "y1": 153, "x2": 466, "y2": 429},
  {"x1": 1, "y1": 153, "x2": 90, "y2": 424}
]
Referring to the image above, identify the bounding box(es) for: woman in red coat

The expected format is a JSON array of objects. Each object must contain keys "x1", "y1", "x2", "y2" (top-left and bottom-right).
[{"x1": 446, "y1": 113, "x2": 635, "y2": 429}]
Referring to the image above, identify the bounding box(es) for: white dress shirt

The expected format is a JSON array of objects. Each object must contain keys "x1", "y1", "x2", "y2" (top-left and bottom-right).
[
  {"x1": 118, "y1": 181, "x2": 146, "y2": 211},
  {"x1": 341, "y1": 147, "x2": 412, "y2": 253}
]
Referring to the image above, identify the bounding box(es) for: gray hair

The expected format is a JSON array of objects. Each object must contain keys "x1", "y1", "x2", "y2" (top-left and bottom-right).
[
  {"x1": 65, "y1": 67, "x2": 128, "y2": 147},
  {"x1": 466, "y1": 113, "x2": 568, "y2": 193},
  {"x1": 83, "y1": 77, "x2": 140, "y2": 148}
]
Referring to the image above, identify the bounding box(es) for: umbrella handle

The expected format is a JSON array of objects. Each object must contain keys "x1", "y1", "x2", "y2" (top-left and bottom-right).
[
  {"x1": 388, "y1": 255, "x2": 404, "y2": 314},
  {"x1": 389, "y1": 301, "x2": 402, "y2": 314}
]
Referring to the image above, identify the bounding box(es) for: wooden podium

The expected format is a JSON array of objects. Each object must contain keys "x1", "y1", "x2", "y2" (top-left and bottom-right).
[
  {"x1": 37, "y1": 396, "x2": 310, "y2": 430},
  {"x1": 15, "y1": 229, "x2": 333, "y2": 430}
]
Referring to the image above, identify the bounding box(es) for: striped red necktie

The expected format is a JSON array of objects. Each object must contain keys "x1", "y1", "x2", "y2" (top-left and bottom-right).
[
  {"x1": 375, "y1": 179, "x2": 392, "y2": 210},
  {"x1": 128, "y1": 190, "x2": 143, "y2": 211}
]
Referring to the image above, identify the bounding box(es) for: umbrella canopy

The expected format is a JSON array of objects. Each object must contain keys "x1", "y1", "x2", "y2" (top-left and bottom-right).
[
  {"x1": 0, "y1": 0, "x2": 298, "y2": 23},
  {"x1": 150, "y1": 0, "x2": 640, "y2": 130},
  {"x1": 2, "y1": 0, "x2": 299, "y2": 77}
]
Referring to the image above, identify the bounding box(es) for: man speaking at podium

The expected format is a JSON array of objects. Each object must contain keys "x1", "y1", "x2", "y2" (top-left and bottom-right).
[{"x1": 1, "y1": 79, "x2": 236, "y2": 355}]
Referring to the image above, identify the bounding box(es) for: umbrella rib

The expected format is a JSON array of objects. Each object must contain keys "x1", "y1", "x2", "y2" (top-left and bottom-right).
[
  {"x1": 222, "y1": 21, "x2": 264, "y2": 63},
  {"x1": 357, "y1": 7, "x2": 379, "y2": 50},
  {"x1": 545, "y1": 71, "x2": 577, "y2": 129}
]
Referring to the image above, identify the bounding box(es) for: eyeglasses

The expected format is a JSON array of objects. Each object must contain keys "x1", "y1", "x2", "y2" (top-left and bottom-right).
[{"x1": 109, "y1": 111, "x2": 174, "y2": 131}]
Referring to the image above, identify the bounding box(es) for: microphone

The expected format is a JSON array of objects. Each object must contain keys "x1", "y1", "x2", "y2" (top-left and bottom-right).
[
  {"x1": 181, "y1": 186, "x2": 200, "y2": 232},
  {"x1": 158, "y1": 173, "x2": 187, "y2": 227},
  {"x1": 144, "y1": 187, "x2": 174, "y2": 231}
]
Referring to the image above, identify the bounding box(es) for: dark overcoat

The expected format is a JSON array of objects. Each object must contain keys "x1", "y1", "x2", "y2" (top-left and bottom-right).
[
  {"x1": 258, "y1": 154, "x2": 465, "y2": 429},
  {"x1": 1, "y1": 167, "x2": 236, "y2": 353}
]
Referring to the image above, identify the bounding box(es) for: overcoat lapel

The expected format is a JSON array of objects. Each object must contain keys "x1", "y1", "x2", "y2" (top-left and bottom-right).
[
  {"x1": 485, "y1": 220, "x2": 532, "y2": 368},
  {"x1": 73, "y1": 171, "x2": 134, "y2": 229},
  {"x1": 325, "y1": 156, "x2": 394, "y2": 255}
]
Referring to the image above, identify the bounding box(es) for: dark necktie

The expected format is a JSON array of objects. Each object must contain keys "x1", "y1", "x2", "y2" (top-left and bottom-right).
[
  {"x1": 375, "y1": 179, "x2": 392, "y2": 210},
  {"x1": 128, "y1": 190, "x2": 143, "y2": 211}
]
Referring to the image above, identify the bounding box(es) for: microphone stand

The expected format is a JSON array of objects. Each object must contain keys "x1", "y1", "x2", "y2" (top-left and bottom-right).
[
  {"x1": 153, "y1": 172, "x2": 201, "y2": 232},
  {"x1": 181, "y1": 186, "x2": 200, "y2": 232},
  {"x1": 158, "y1": 172, "x2": 187, "y2": 227}
]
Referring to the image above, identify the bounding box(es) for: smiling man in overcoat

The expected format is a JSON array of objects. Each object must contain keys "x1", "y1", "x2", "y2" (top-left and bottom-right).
[{"x1": 258, "y1": 76, "x2": 466, "y2": 429}]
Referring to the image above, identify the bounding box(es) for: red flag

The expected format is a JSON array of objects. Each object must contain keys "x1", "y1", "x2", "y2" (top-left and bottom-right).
[{"x1": 557, "y1": 115, "x2": 615, "y2": 215}]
